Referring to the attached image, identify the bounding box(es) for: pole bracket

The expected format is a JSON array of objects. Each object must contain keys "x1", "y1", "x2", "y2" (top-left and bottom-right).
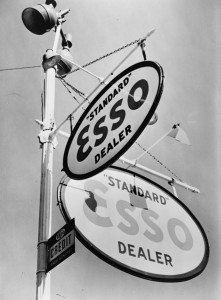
[
  {"x1": 38, "y1": 129, "x2": 51, "y2": 144},
  {"x1": 138, "y1": 39, "x2": 147, "y2": 61},
  {"x1": 38, "y1": 129, "x2": 58, "y2": 148},
  {"x1": 35, "y1": 119, "x2": 58, "y2": 148},
  {"x1": 168, "y1": 178, "x2": 176, "y2": 186}
]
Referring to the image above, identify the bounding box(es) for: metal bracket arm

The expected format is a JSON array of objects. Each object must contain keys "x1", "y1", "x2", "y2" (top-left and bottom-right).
[{"x1": 120, "y1": 156, "x2": 200, "y2": 194}]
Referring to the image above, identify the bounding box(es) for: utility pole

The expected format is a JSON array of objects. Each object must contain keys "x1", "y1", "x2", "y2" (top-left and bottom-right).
[
  {"x1": 36, "y1": 22, "x2": 61, "y2": 300},
  {"x1": 22, "y1": 2, "x2": 71, "y2": 299}
]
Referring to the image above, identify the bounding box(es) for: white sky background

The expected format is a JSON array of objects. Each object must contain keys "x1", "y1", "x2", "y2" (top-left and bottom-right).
[{"x1": 0, "y1": 0, "x2": 220, "y2": 299}]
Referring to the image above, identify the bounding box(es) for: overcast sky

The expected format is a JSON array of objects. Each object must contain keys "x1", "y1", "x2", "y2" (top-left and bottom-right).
[{"x1": 0, "y1": 0, "x2": 220, "y2": 299}]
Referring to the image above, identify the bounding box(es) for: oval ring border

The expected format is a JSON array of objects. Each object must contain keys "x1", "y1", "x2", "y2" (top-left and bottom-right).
[
  {"x1": 58, "y1": 166, "x2": 209, "y2": 282},
  {"x1": 63, "y1": 61, "x2": 164, "y2": 180}
]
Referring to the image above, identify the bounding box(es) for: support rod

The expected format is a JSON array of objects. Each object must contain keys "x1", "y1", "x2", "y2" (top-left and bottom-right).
[
  {"x1": 58, "y1": 55, "x2": 103, "y2": 81},
  {"x1": 120, "y1": 156, "x2": 200, "y2": 194},
  {"x1": 57, "y1": 130, "x2": 200, "y2": 194}
]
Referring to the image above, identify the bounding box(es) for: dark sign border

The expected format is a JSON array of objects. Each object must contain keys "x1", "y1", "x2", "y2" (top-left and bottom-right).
[
  {"x1": 63, "y1": 61, "x2": 164, "y2": 180},
  {"x1": 58, "y1": 167, "x2": 209, "y2": 282}
]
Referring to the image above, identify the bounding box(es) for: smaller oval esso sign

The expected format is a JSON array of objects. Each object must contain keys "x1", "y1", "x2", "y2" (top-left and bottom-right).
[
  {"x1": 63, "y1": 61, "x2": 164, "y2": 180},
  {"x1": 58, "y1": 167, "x2": 209, "y2": 282}
]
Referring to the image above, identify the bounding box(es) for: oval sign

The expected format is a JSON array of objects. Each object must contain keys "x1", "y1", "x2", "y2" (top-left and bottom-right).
[
  {"x1": 58, "y1": 167, "x2": 209, "y2": 282},
  {"x1": 63, "y1": 61, "x2": 164, "y2": 180}
]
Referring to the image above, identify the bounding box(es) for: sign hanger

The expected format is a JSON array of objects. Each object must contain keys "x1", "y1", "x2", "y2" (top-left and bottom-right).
[{"x1": 51, "y1": 29, "x2": 156, "y2": 140}]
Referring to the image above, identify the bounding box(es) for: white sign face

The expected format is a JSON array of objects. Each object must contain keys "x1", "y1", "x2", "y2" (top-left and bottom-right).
[
  {"x1": 63, "y1": 61, "x2": 164, "y2": 180},
  {"x1": 58, "y1": 167, "x2": 209, "y2": 282}
]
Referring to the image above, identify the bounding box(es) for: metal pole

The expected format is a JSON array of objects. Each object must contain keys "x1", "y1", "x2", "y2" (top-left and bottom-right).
[
  {"x1": 36, "y1": 66, "x2": 55, "y2": 300},
  {"x1": 36, "y1": 24, "x2": 61, "y2": 300}
]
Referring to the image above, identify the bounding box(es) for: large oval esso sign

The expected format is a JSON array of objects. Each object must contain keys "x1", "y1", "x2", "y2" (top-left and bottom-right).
[
  {"x1": 58, "y1": 167, "x2": 209, "y2": 282},
  {"x1": 63, "y1": 61, "x2": 164, "y2": 180}
]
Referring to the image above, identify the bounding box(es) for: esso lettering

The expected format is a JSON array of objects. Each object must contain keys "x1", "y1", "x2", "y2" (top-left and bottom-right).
[
  {"x1": 76, "y1": 79, "x2": 149, "y2": 162},
  {"x1": 83, "y1": 179, "x2": 113, "y2": 227},
  {"x1": 128, "y1": 79, "x2": 149, "y2": 110},
  {"x1": 83, "y1": 179, "x2": 193, "y2": 251}
]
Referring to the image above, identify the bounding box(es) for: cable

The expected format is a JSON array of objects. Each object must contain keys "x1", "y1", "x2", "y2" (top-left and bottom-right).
[
  {"x1": 135, "y1": 141, "x2": 184, "y2": 182},
  {"x1": 0, "y1": 37, "x2": 141, "y2": 73},
  {"x1": 70, "y1": 38, "x2": 140, "y2": 74},
  {"x1": 0, "y1": 65, "x2": 41, "y2": 72}
]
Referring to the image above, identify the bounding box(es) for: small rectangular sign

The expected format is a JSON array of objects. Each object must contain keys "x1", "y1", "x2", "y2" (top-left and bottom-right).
[{"x1": 47, "y1": 218, "x2": 75, "y2": 272}]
